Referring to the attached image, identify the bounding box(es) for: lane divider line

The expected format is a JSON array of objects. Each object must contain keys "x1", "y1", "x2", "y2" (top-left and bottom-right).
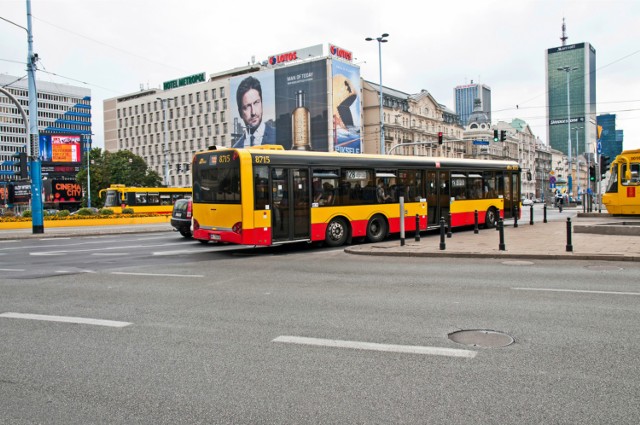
[
  {"x1": 272, "y1": 336, "x2": 476, "y2": 358},
  {"x1": 0, "y1": 312, "x2": 131, "y2": 328},
  {"x1": 513, "y1": 287, "x2": 640, "y2": 296}
]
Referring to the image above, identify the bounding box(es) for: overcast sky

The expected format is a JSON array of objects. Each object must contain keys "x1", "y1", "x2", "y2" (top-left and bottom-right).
[{"x1": 2, "y1": 0, "x2": 639, "y2": 151}]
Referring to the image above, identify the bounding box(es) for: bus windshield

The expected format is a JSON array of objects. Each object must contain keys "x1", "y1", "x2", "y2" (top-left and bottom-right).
[{"x1": 193, "y1": 152, "x2": 241, "y2": 203}]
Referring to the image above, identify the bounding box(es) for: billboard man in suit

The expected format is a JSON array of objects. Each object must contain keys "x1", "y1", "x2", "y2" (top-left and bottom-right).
[{"x1": 233, "y1": 76, "x2": 275, "y2": 148}]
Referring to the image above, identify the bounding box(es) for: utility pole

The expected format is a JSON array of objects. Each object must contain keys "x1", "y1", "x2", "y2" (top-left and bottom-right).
[{"x1": 26, "y1": 0, "x2": 44, "y2": 233}]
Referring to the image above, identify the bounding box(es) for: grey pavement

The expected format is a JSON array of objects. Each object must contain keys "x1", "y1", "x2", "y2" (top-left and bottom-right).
[
  {"x1": 346, "y1": 210, "x2": 640, "y2": 262},
  {"x1": 2, "y1": 210, "x2": 639, "y2": 261}
]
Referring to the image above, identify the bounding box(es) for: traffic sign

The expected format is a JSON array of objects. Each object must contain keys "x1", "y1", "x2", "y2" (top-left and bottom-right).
[
  {"x1": 549, "y1": 176, "x2": 556, "y2": 184},
  {"x1": 597, "y1": 141, "x2": 602, "y2": 154}
]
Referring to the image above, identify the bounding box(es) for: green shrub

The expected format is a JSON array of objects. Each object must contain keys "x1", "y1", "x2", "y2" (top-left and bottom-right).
[
  {"x1": 75, "y1": 208, "x2": 96, "y2": 216},
  {"x1": 122, "y1": 207, "x2": 134, "y2": 214},
  {"x1": 58, "y1": 210, "x2": 70, "y2": 217},
  {"x1": 99, "y1": 208, "x2": 114, "y2": 216},
  {"x1": 22, "y1": 210, "x2": 32, "y2": 218}
]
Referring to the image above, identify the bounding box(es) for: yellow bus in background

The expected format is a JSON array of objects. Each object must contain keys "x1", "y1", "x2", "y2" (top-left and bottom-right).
[
  {"x1": 99, "y1": 185, "x2": 191, "y2": 214},
  {"x1": 191, "y1": 146, "x2": 521, "y2": 247},
  {"x1": 603, "y1": 149, "x2": 640, "y2": 215}
]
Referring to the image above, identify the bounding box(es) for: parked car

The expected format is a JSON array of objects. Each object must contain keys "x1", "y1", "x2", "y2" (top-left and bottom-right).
[
  {"x1": 171, "y1": 198, "x2": 192, "y2": 238},
  {"x1": 522, "y1": 198, "x2": 534, "y2": 206}
]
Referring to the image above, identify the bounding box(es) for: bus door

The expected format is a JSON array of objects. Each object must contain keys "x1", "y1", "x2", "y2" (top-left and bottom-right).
[
  {"x1": 426, "y1": 170, "x2": 450, "y2": 227},
  {"x1": 271, "y1": 167, "x2": 310, "y2": 242},
  {"x1": 502, "y1": 171, "x2": 519, "y2": 219}
]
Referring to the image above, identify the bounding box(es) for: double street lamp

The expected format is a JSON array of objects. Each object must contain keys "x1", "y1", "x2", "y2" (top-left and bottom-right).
[{"x1": 365, "y1": 33, "x2": 389, "y2": 155}]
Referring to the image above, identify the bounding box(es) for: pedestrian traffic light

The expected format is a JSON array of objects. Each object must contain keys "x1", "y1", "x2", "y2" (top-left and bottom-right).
[
  {"x1": 589, "y1": 165, "x2": 596, "y2": 181},
  {"x1": 493, "y1": 129, "x2": 499, "y2": 142},
  {"x1": 600, "y1": 155, "x2": 610, "y2": 178},
  {"x1": 438, "y1": 132, "x2": 443, "y2": 145},
  {"x1": 12, "y1": 152, "x2": 27, "y2": 179},
  {"x1": 500, "y1": 130, "x2": 507, "y2": 142}
]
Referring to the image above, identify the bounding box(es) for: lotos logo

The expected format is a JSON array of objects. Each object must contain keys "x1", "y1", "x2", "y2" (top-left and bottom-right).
[
  {"x1": 268, "y1": 51, "x2": 298, "y2": 65},
  {"x1": 329, "y1": 45, "x2": 352, "y2": 61}
]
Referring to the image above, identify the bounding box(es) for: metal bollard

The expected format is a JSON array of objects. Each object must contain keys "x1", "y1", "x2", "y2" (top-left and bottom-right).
[
  {"x1": 439, "y1": 217, "x2": 446, "y2": 250},
  {"x1": 530, "y1": 204, "x2": 534, "y2": 225},
  {"x1": 474, "y1": 210, "x2": 479, "y2": 234},
  {"x1": 566, "y1": 217, "x2": 573, "y2": 252},
  {"x1": 543, "y1": 204, "x2": 548, "y2": 223},
  {"x1": 399, "y1": 197, "x2": 405, "y2": 247},
  {"x1": 415, "y1": 214, "x2": 420, "y2": 242},
  {"x1": 498, "y1": 218, "x2": 505, "y2": 251},
  {"x1": 447, "y1": 212, "x2": 452, "y2": 238},
  {"x1": 513, "y1": 205, "x2": 518, "y2": 228}
]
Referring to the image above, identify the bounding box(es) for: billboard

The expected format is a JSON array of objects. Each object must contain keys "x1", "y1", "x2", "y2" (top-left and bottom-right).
[
  {"x1": 230, "y1": 59, "x2": 331, "y2": 152},
  {"x1": 331, "y1": 60, "x2": 361, "y2": 153},
  {"x1": 39, "y1": 134, "x2": 82, "y2": 163}
]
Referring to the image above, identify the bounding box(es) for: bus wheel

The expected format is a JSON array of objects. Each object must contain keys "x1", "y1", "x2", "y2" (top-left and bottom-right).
[
  {"x1": 180, "y1": 229, "x2": 192, "y2": 238},
  {"x1": 325, "y1": 217, "x2": 348, "y2": 247},
  {"x1": 197, "y1": 239, "x2": 209, "y2": 244},
  {"x1": 485, "y1": 207, "x2": 498, "y2": 229},
  {"x1": 366, "y1": 215, "x2": 388, "y2": 243}
]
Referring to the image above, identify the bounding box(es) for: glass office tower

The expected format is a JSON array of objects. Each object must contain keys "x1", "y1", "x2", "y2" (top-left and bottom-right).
[
  {"x1": 546, "y1": 42, "x2": 596, "y2": 157},
  {"x1": 454, "y1": 83, "x2": 491, "y2": 126}
]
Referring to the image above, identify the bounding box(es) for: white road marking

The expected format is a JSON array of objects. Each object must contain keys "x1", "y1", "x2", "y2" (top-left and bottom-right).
[
  {"x1": 30, "y1": 252, "x2": 64, "y2": 256},
  {"x1": 513, "y1": 287, "x2": 640, "y2": 296},
  {"x1": 91, "y1": 253, "x2": 130, "y2": 256},
  {"x1": 0, "y1": 240, "x2": 18, "y2": 243},
  {"x1": 110, "y1": 271, "x2": 204, "y2": 278},
  {"x1": 40, "y1": 237, "x2": 70, "y2": 240},
  {"x1": 272, "y1": 336, "x2": 477, "y2": 358},
  {"x1": 0, "y1": 312, "x2": 131, "y2": 327},
  {"x1": 0, "y1": 268, "x2": 25, "y2": 272}
]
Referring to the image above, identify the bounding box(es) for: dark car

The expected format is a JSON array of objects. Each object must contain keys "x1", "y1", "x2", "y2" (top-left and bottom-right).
[{"x1": 171, "y1": 198, "x2": 192, "y2": 238}]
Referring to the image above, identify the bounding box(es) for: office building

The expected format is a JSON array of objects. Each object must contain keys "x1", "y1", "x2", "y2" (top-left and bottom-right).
[
  {"x1": 454, "y1": 82, "x2": 491, "y2": 126},
  {"x1": 597, "y1": 113, "x2": 623, "y2": 159},
  {"x1": 545, "y1": 42, "x2": 596, "y2": 158}
]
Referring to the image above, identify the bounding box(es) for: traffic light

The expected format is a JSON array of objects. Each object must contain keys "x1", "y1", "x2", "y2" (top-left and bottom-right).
[
  {"x1": 600, "y1": 155, "x2": 610, "y2": 178},
  {"x1": 12, "y1": 152, "x2": 27, "y2": 179},
  {"x1": 500, "y1": 130, "x2": 507, "y2": 142},
  {"x1": 589, "y1": 165, "x2": 596, "y2": 181},
  {"x1": 438, "y1": 132, "x2": 443, "y2": 145},
  {"x1": 493, "y1": 129, "x2": 499, "y2": 142}
]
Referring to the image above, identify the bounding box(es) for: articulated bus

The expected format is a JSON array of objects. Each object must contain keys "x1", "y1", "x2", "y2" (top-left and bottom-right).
[
  {"x1": 603, "y1": 149, "x2": 640, "y2": 215},
  {"x1": 99, "y1": 184, "x2": 192, "y2": 214},
  {"x1": 192, "y1": 146, "x2": 521, "y2": 247}
]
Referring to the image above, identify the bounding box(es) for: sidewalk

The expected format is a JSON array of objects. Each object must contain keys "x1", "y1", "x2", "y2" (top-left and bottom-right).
[{"x1": 345, "y1": 213, "x2": 640, "y2": 262}]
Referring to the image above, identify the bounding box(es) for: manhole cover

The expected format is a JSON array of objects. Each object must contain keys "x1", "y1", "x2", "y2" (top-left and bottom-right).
[
  {"x1": 586, "y1": 265, "x2": 623, "y2": 271},
  {"x1": 448, "y1": 330, "x2": 514, "y2": 348}
]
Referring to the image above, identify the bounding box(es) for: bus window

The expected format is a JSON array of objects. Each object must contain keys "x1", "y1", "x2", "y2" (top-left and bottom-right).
[
  {"x1": 341, "y1": 169, "x2": 372, "y2": 205},
  {"x1": 621, "y1": 163, "x2": 640, "y2": 186},
  {"x1": 254, "y1": 166, "x2": 269, "y2": 210},
  {"x1": 468, "y1": 174, "x2": 483, "y2": 199},
  {"x1": 312, "y1": 169, "x2": 339, "y2": 206},
  {"x1": 147, "y1": 192, "x2": 160, "y2": 205},
  {"x1": 483, "y1": 171, "x2": 495, "y2": 198},
  {"x1": 375, "y1": 170, "x2": 397, "y2": 203},
  {"x1": 451, "y1": 173, "x2": 467, "y2": 200},
  {"x1": 398, "y1": 169, "x2": 422, "y2": 202}
]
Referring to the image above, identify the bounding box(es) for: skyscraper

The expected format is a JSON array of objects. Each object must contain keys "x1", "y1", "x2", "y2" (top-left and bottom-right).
[
  {"x1": 454, "y1": 82, "x2": 491, "y2": 126},
  {"x1": 546, "y1": 37, "x2": 596, "y2": 159}
]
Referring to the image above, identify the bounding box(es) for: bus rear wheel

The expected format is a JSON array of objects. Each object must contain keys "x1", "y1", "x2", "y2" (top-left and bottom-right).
[
  {"x1": 485, "y1": 207, "x2": 498, "y2": 229},
  {"x1": 366, "y1": 215, "x2": 388, "y2": 243},
  {"x1": 325, "y1": 217, "x2": 348, "y2": 247}
]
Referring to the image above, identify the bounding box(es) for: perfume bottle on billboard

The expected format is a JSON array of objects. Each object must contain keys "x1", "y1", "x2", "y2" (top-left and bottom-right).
[{"x1": 291, "y1": 90, "x2": 311, "y2": 150}]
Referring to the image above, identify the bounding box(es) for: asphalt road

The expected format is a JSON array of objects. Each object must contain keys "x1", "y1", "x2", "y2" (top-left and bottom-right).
[{"x1": 1, "y1": 232, "x2": 639, "y2": 424}]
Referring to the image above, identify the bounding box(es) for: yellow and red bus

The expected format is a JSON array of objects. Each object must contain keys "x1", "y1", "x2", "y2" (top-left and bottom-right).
[
  {"x1": 191, "y1": 146, "x2": 521, "y2": 246},
  {"x1": 99, "y1": 184, "x2": 191, "y2": 214},
  {"x1": 603, "y1": 149, "x2": 640, "y2": 215}
]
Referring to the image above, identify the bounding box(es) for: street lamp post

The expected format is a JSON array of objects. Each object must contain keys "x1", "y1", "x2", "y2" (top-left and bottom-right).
[
  {"x1": 365, "y1": 33, "x2": 389, "y2": 155},
  {"x1": 572, "y1": 126, "x2": 583, "y2": 200},
  {"x1": 84, "y1": 135, "x2": 92, "y2": 208},
  {"x1": 157, "y1": 97, "x2": 171, "y2": 186},
  {"x1": 557, "y1": 66, "x2": 578, "y2": 196}
]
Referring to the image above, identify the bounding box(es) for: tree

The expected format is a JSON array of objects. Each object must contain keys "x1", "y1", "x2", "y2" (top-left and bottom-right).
[{"x1": 76, "y1": 149, "x2": 163, "y2": 208}]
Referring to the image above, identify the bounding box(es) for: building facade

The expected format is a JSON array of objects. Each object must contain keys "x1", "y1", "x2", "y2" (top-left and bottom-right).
[
  {"x1": 597, "y1": 113, "x2": 623, "y2": 159},
  {"x1": 0, "y1": 74, "x2": 91, "y2": 212},
  {"x1": 545, "y1": 42, "x2": 597, "y2": 160},
  {"x1": 454, "y1": 82, "x2": 491, "y2": 127}
]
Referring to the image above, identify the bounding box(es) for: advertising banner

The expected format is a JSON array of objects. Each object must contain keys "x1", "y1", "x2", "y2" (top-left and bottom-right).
[
  {"x1": 43, "y1": 179, "x2": 82, "y2": 204},
  {"x1": 39, "y1": 134, "x2": 82, "y2": 163},
  {"x1": 331, "y1": 60, "x2": 361, "y2": 153},
  {"x1": 230, "y1": 59, "x2": 329, "y2": 152}
]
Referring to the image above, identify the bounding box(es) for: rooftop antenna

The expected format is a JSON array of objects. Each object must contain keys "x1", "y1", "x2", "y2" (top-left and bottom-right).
[{"x1": 560, "y1": 17, "x2": 568, "y2": 46}]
